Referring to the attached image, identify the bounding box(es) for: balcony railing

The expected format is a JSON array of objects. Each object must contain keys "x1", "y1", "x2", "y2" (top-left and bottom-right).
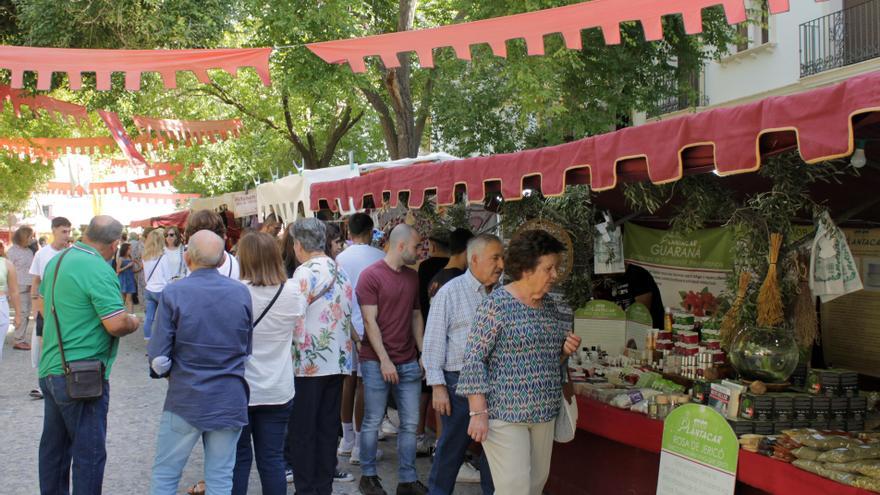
[
  {"x1": 800, "y1": 0, "x2": 880, "y2": 77},
  {"x1": 649, "y1": 72, "x2": 708, "y2": 118}
]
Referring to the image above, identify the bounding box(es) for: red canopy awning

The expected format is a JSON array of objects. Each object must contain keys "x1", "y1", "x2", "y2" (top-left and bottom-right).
[
  {"x1": 311, "y1": 70, "x2": 880, "y2": 211},
  {"x1": 129, "y1": 210, "x2": 190, "y2": 229}
]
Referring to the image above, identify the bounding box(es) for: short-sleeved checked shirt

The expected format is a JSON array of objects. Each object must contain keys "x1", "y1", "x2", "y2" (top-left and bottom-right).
[{"x1": 39, "y1": 242, "x2": 125, "y2": 379}]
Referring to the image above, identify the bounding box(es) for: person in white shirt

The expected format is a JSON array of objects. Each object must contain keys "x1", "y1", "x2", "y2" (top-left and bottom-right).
[
  {"x1": 335, "y1": 213, "x2": 385, "y2": 464},
  {"x1": 27, "y1": 216, "x2": 71, "y2": 398},
  {"x1": 184, "y1": 210, "x2": 240, "y2": 280},
  {"x1": 231, "y1": 232, "x2": 303, "y2": 495},
  {"x1": 141, "y1": 229, "x2": 169, "y2": 340},
  {"x1": 161, "y1": 226, "x2": 187, "y2": 283}
]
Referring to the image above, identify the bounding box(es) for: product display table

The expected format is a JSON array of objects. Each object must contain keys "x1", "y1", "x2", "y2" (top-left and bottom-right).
[{"x1": 545, "y1": 395, "x2": 875, "y2": 495}]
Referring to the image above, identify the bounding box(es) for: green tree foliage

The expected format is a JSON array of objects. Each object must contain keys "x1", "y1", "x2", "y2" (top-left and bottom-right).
[
  {"x1": 0, "y1": 0, "x2": 739, "y2": 203},
  {"x1": 430, "y1": 2, "x2": 738, "y2": 155}
]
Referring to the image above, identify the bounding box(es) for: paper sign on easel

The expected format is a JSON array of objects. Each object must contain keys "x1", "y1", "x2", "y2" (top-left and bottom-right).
[
  {"x1": 625, "y1": 303, "x2": 654, "y2": 351},
  {"x1": 574, "y1": 300, "x2": 626, "y2": 356},
  {"x1": 656, "y1": 404, "x2": 738, "y2": 495},
  {"x1": 574, "y1": 300, "x2": 654, "y2": 356}
]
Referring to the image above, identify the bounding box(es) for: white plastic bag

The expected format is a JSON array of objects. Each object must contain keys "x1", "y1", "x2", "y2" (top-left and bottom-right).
[{"x1": 554, "y1": 393, "x2": 578, "y2": 443}]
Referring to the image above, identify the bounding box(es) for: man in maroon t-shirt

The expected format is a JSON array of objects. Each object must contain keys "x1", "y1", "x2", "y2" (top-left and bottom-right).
[{"x1": 356, "y1": 224, "x2": 427, "y2": 495}]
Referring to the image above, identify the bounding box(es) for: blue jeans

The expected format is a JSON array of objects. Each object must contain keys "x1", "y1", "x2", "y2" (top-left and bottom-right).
[
  {"x1": 143, "y1": 290, "x2": 161, "y2": 339},
  {"x1": 428, "y1": 371, "x2": 494, "y2": 495},
  {"x1": 38, "y1": 375, "x2": 110, "y2": 495},
  {"x1": 231, "y1": 400, "x2": 293, "y2": 495},
  {"x1": 150, "y1": 411, "x2": 242, "y2": 495},
  {"x1": 360, "y1": 360, "x2": 421, "y2": 482}
]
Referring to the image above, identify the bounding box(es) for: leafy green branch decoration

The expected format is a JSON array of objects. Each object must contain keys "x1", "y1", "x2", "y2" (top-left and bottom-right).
[{"x1": 499, "y1": 185, "x2": 597, "y2": 310}]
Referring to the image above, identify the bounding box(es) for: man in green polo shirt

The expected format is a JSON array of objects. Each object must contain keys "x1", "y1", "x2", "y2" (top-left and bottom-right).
[{"x1": 38, "y1": 215, "x2": 140, "y2": 495}]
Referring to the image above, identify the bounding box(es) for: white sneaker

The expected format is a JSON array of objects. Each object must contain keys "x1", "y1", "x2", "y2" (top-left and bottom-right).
[
  {"x1": 381, "y1": 417, "x2": 398, "y2": 436},
  {"x1": 415, "y1": 435, "x2": 432, "y2": 457},
  {"x1": 350, "y1": 447, "x2": 382, "y2": 465},
  {"x1": 337, "y1": 437, "x2": 355, "y2": 456},
  {"x1": 333, "y1": 470, "x2": 355, "y2": 482},
  {"x1": 455, "y1": 462, "x2": 481, "y2": 484}
]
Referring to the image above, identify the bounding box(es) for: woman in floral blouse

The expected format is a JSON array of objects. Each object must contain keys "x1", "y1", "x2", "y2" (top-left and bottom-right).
[
  {"x1": 287, "y1": 218, "x2": 354, "y2": 494},
  {"x1": 458, "y1": 230, "x2": 580, "y2": 495}
]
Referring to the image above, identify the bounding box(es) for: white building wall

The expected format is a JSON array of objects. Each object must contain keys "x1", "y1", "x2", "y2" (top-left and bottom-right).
[
  {"x1": 28, "y1": 155, "x2": 187, "y2": 232},
  {"x1": 703, "y1": 1, "x2": 844, "y2": 106},
  {"x1": 634, "y1": 0, "x2": 880, "y2": 126}
]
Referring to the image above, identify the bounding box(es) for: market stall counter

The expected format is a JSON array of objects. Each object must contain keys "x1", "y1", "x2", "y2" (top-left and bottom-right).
[{"x1": 545, "y1": 396, "x2": 875, "y2": 495}]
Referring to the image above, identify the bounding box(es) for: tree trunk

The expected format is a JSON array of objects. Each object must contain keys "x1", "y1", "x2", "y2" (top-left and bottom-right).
[{"x1": 363, "y1": 0, "x2": 425, "y2": 160}]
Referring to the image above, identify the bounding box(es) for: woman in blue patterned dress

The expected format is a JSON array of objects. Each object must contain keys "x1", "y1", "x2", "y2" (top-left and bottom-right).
[
  {"x1": 458, "y1": 230, "x2": 581, "y2": 495},
  {"x1": 115, "y1": 242, "x2": 140, "y2": 314}
]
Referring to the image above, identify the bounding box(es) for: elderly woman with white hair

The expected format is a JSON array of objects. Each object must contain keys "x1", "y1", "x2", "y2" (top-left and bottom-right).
[
  {"x1": 285, "y1": 218, "x2": 355, "y2": 495},
  {"x1": 458, "y1": 230, "x2": 581, "y2": 495}
]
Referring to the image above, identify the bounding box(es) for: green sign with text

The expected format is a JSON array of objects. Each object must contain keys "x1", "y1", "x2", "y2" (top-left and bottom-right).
[{"x1": 657, "y1": 404, "x2": 739, "y2": 495}]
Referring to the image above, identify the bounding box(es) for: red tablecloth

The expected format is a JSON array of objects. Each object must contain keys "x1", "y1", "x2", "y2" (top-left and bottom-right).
[{"x1": 552, "y1": 396, "x2": 876, "y2": 495}]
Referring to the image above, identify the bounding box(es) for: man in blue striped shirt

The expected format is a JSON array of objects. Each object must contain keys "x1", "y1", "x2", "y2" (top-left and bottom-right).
[
  {"x1": 148, "y1": 230, "x2": 253, "y2": 494},
  {"x1": 422, "y1": 234, "x2": 503, "y2": 495}
]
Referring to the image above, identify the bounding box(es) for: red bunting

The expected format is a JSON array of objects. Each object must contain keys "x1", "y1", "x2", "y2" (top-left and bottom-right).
[
  {"x1": 148, "y1": 162, "x2": 203, "y2": 173},
  {"x1": 0, "y1": 136, "x2": 116, "y2": 163},
  {"x1": 0, "y1": 86, "x2": 90, "y2": 124},
  {"x1": 98, "y1": 110, "x2": 148, "y2": 167},
  {"x1": 132, "y1": 115, "x2": 243, "y2": 144},
  {"x1": 0, "y1": 46, "x2": 272, "y2": 91},
  {"x1": 121, "y1": 191, "x2": 200, "y2": 203},
  {"x1": 45, "y1": 181, "x2": 79, "y2": 195},
  {"x1": 132, "y1": 174, "x2": 176, "y2": 190},
  {"x1": 44, "y1": 180, "x2": 127, "y2": 195},
  {"x1": 89, "y1": 180, "x2": 129, "y2": 194},
  {"x1": 308, "y1": 0, "x2": 799, "y2": 72}
]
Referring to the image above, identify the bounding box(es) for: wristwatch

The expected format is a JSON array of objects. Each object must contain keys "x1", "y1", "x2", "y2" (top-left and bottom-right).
[{"x1": 469, "y1": 409, "x2": 489, "y2": 417}]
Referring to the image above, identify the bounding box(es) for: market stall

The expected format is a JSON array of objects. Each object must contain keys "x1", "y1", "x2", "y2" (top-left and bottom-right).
[
  {"x1": 309, "y1": 71, "x2": 880, "y2": 494},
  {"x1": 129, "y1": 209, "x2": 190, "y2": 229},
  {"x1": 546, "y1": 396, "x2": 875, "y2": 495},
  {"x1": 254, "y1": 154, "x2": 459, "y2": 222}
]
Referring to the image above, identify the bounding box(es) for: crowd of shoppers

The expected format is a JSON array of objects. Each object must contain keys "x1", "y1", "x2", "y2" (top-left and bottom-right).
[{"x1": 6, "y1": 208, "x2": 579, "y2": 495}]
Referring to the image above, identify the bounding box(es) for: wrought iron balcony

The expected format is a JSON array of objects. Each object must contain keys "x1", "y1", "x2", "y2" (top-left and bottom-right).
[
  {"x1": 648, "y1": 72, "x2": 708, "y2": 118},
  {"x1": 800, "y1": 0, "x2": 880, "y2": 77}
]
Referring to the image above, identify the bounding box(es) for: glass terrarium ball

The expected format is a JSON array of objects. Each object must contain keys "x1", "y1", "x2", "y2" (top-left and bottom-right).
[{"x1": 729, "y1": 325, "x2": 799, "y2": 384}]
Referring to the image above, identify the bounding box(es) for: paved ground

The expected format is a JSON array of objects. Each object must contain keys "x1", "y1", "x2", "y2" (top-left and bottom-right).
[{"x1": 0, "y1": 312, "x2": 484, "y2": 494}]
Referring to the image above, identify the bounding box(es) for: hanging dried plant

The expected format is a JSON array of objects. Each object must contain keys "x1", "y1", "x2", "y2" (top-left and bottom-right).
[
  {"x1": 721, "y1": 272, "x2": 751, "y2": 348},
  {"x1": 757, "y1": 233, "x2": 784, "y2": 327},
  {"x1": 792, "y1": 254, "x2": 818, "y2": 348}
]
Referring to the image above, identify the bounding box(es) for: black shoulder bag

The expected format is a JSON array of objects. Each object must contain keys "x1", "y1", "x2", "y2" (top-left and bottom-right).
[
  {"x1": 50, "y1": 249, "x2": 106, "y2": 400},
  {"x1": 146, "y1": 253, "x2": 164, "y2": 283},
  {"x1": 253, "y1": 282, "x2": 285, "y2": 327}
]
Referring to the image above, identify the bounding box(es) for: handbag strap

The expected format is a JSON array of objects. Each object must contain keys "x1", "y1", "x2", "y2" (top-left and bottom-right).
[
  {"x1": 306, "y1": 258, "x2": 342, "y2": 305},
  {"x1": 253, "y1": 282, "x2": 285, "y2": 327},
  {"x1": 146, "y1": 253, "x2": 164, "y2": 283},
  {"x1": 50, "y1": 249, "x2": 73, "y2": 375}
]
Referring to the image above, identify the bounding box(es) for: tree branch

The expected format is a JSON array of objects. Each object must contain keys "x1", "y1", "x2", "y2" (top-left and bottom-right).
[
  {"x1": 205, "y1": 82, "x2": 283, "y2": 134},
  {"x1": 360, "y1": 86, "x2": 400, "y2": 159},
  {"x1": 280, "y1": 91, "x2": 314, "y2": 167},
  {"x1": 414, "y1": 72, "x2": 436, "y2": 150},
  {"x1": 319, "y1": 106, "x2": 364, "y2": 167}
]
